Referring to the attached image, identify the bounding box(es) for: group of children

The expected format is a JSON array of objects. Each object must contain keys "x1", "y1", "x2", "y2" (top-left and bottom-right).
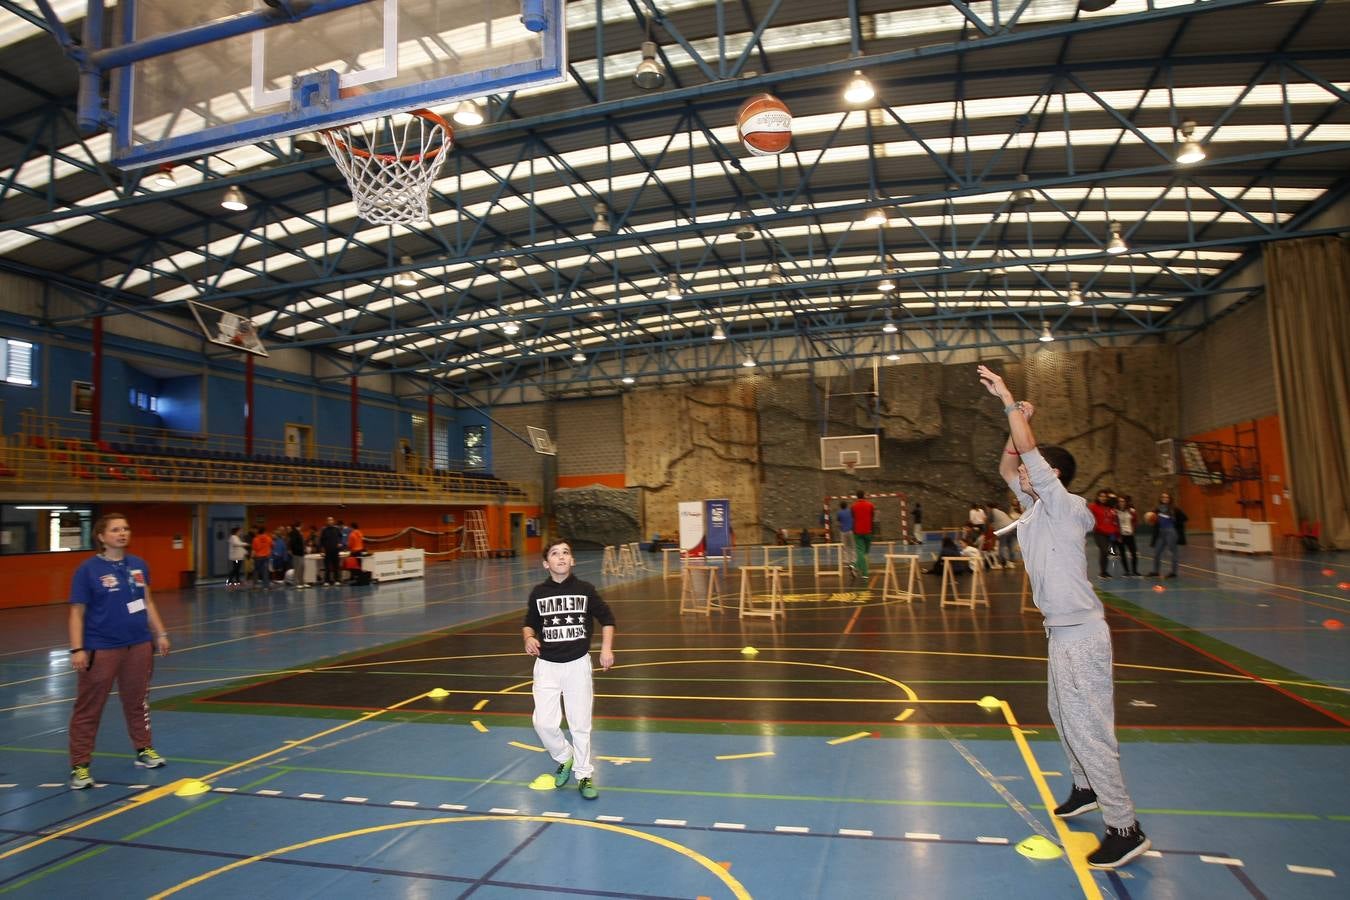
[{"x1": 66, "y1": 363, "x2": 1154, "y2": 871}]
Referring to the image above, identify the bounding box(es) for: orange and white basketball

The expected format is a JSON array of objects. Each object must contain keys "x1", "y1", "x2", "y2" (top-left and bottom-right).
[
  {"x1": 737, "y1": 93, "x2": 792, "y2": 156},
  {"x1": 1145, "y1": 511, "x2": 1158, "y2": 525}
]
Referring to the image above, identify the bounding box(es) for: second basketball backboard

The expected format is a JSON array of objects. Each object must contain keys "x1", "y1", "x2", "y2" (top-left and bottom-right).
[{"x1": 113, "y1": 0, "x2": 567, "y2": 169}]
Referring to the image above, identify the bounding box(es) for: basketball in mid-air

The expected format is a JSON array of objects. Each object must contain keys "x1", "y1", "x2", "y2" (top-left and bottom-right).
[
  {"x1": 737, "y1": 93, "x2": 792, "y2": 156},
  {"x1": 1145, "y1": 511, "x2": 1158, "y2": 525}
]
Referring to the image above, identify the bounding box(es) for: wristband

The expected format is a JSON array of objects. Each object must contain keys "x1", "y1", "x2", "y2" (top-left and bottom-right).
[
  {"x1": 1005, "y1": 449, "x2": 1021, "y2": 455},
  {"x1": 70, "y1": 647, "x2": 86, "y2": 654},
  {"x1": 1003, "y1": 401, "x2": 1023, "y2": 414},
  {"x1": 156, "y1": 632, "x2": 168, "y2": 638}
]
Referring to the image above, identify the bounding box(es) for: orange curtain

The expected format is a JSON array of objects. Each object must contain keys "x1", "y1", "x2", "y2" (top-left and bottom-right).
[{"x1": 1263, "y1": 237, "x2": 1350, "y2": 550}]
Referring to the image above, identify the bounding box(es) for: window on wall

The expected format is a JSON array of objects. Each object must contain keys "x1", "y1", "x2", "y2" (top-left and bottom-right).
[
  {"x1": 433, "y1": 422, "x2": 450, "y2": 470},
  {"x1": 0, "y1": 505, "x2": 94, "y2": 555},
  {"x1": 463, "y1": 425, "x2": 485, "y2": 470},
  {"x1": 129, "y1": 388, "x2": 159, "y2": 412},
  {"x1": 0, "y1": 339, "x2": 34, "y2": 386}
]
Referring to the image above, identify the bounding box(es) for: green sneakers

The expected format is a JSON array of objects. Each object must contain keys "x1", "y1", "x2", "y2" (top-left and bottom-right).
[
  {"x1": 578, "y1": 777, "x2": 598, "y2": 800},
  {"x1": 553, "y1": 758, "x2": 573, "y2": 787},
  {"x1": 69, "y1": 764, "x2": 93, "y2": 789},
  {"x1": 135, "y1": 747, "x2": 166, "y2": 769}
]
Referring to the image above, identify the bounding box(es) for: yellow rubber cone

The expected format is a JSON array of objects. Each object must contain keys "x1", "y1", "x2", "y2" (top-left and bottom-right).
[
  {"x1": 174, "y1": 779, "x2": 212, "y2": 798},
  {"x1": 977, "y1": 695, "x2": 1001, "y2": 709},
  {"x1": 1014, "y1": 834, "x2": 1063, "y2": 860},
  {"x1": 740, "y1": 646, "x2": 759, "y2": 657}
]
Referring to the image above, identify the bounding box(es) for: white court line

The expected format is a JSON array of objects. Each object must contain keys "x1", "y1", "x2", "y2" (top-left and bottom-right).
[
  {"x1": 298, "y1": 793, "x2": 325, "y2": 799},
  {"x1": 390, "y1": 800, "x2": 419, "y2": 807},
  {"x1": 342, "y1": 796, "x2": 368, "y2": 803},
  {"x1": 839, "y1": 828, "x2": 873, "y2": 837},
  {"x1": 1200, "y1": 855, "x2": 1244, "y2": 866},
  {"x1": 596, "y1": 814, "x2": 624, "y2": 822},
  {"x1": 905, "y1": 832, "x2": 941, "y2": 840},
  {"x1": 542, "y1": 811, "x2": 571, "y2": 818},
  {"x1": 489, "y1": 807, "x2": 519, "y2": 814},
  {"x1": 1287, "y1": 865, "x2": 1335, "y2": 877},
  {"x1": 438, "y1": 803, "x2": 465, "y2": 810},
  {"x1": 256, "y1": 789, "x2": 283, "y2": 796},
  {"x1": 654, "y1": 818, "x2": 687, "y2": 826},
  {"x1": 977, "y1": 836, "x2": 1009, "y2": 844},
  {"x1": 714, "y1": 822, "x2": 746, "y2": 830},
  {"x1": 775, "y1": 825, "x2": 809, "y2": 834},
  {"x1": 212, "y1": 787, "x2": 238, "y2": 793}
]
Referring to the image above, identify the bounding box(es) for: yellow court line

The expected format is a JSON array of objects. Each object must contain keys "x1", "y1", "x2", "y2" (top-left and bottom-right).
[
  {"x1": 0, "y1": 778, "x2": 187, "y2": 862},
  {"x1": 149, "y1": 816, "x2": 751, "y2": 900},
  {"x1": 1000, "y1": 700, "x2": 1101, "y2": 900},
  {"x1": 895, "y1": 708, "x2": 915, "y2": 721},
  {"x1": 509, "y1": 741, "x2": 546, "y2": 752},
  {"x1": 715, "y1": 751, "x2": 775, "y2": 761},
  {"x1": 472, "y1": 699, "x2": 489, "y2": 710},
  {"x1": 827, "y1": 731, "x2": 872, "y2": 745},
  {"x1": 471, "y1": 720, "x2": 488, "y2": 733},
  {"x1": 597, "y1": 755, "x2": 652, "y2": 763},
  {"x1": 199, "y1": 690, "x2": 438, "y2": 784}
]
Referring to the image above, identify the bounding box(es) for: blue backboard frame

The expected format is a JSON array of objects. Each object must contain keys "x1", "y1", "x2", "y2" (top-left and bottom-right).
[{"x1": 111, "y1": 0, "x2": 567, "y2": 170}]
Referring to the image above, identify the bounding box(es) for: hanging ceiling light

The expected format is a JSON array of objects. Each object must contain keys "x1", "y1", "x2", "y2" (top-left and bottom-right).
[
  {"x1": 862, "y1": 205, "x2": 888, "y2": 227},
  {"x1": 1066, "y1": 281, "x2": 1084, "y2": 307},
  {"x1": 1175, "y1": 119, "x2": 1205, "y2": 165},
  {"x1": 220, "y1": 185, "x2": 248, "y2": 211},
  {"x1": 633, "y1": 40, "x2": 666, "y2": 90},
  {"x1": 664, "y1": 274, "x2": 682, "y2": 300},
  {"x1": 621, "y1": 375, "x2": 635, "y2": 384},
  {"x1": 571, "y1": 350, "x2": 586, "y2": 362},
  {"x1": 886, "y1": 351, "x2": 901, "y2": 361},
  {"x1": 1009, "y1": 173, "x2": 1035, "y2": 209},
  {"x1": 1038, "y1": 321, "x2": 1055, "y2": 342},
  {"x1": 1106, "y1": 220, "x2": 1128, "y2": 254},
  {"x1": 153, "y1": 164, "x2": 176, "y2": 189},
  {"x1": 712, "y1": 323, "x2": 727, "y2": 341},
  {"x1": 741, "y1": 355, "x2": 757, "y2": 368},
  {"x1": 843, "y1": 69, "x2": 875, "y2": 105},
  {"x1": 989, "y1": 253, "x2": 1006, "y2": 278},
  {"x1": 452, "y1": 98, "x2": 485, "y2": 127},
  {"x1": 877, "y1": 265, "x2": 896, "y2": 293},
  {"x1": 501, "y1": 320, "x2": 520, "y2": 336},
  {"x1": 591, "y1": 201, "x2": 611, "y2": 236},
  {"x1": 735, "y1": 211, "x2": 756, "y2": 241},
  {"x1": 768, "y1": 262, "x2": 785, "y2": 285},
  {"x1": 394, "y1": 256, "x2": 418, "y2": 288},
  {"x1": 882, "y1": 319, "x2": 898, "y2": 333},
  {"x1": 490, "y1": 244, "x2": 519, "y2": 272}
]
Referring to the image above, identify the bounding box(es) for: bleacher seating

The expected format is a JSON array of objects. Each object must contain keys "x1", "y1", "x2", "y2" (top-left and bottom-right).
[{"x1": 12, "y1": 435, "x2": 527, "y2": 501}]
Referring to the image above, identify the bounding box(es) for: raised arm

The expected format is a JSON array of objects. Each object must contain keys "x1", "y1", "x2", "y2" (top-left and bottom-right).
[{"x1": 978, "y1": 365, "x2": 1037, "y2": 474}]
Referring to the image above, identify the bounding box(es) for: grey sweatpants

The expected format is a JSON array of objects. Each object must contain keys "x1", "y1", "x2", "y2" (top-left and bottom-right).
[{"x1": 1046, "y1": 619, "x2": 1136, "y2": 828}]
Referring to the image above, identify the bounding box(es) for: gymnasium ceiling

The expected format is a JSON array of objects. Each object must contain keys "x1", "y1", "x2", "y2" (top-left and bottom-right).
[{"x1": 1, "y1": 0, "x2": 1348, "y2": 407}]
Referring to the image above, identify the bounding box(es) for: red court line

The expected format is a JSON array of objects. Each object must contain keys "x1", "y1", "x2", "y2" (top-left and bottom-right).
[{"x1": 1108, "y1": 605, "x2": 1350, "y2": 728}]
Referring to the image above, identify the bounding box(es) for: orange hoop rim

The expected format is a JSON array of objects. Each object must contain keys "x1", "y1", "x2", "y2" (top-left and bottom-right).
[{"x1": 324, "y1": 108, "x2": 454, "y2": 163}]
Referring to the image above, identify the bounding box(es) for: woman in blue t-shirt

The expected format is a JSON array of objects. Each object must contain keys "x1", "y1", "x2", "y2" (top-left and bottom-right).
[{"x1": 67, "y1": 513, "x2": 171, "y2": 789}]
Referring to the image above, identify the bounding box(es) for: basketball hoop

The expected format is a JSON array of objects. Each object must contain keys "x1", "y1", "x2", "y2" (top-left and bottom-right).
[
  {"x1": 319, "y1": 109, "x2": 453, "y2": 225},
  {"x1": 842, "y1": 460, "x2": 858, "y2": 477}
]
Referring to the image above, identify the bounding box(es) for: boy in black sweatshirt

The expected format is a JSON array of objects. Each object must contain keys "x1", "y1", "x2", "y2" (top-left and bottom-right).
[{"x1": 523, "y1": 540, "x2": 616, "y2": 799}]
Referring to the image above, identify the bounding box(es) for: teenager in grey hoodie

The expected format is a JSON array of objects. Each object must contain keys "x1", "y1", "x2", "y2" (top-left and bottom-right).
[{"x1": 977, "y1": 364, "x2": 1150, "y2": 870}]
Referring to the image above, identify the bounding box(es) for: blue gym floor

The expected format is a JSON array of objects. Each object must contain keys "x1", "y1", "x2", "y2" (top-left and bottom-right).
[{"x1": 1, "y1": 540, "x2": 1346, "y2": 899}]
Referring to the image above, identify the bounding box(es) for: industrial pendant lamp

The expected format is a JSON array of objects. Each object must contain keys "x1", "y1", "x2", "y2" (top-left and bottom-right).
[
  {"x1": 1105, "y1": 221, "x2": 1128, "y2": 254},
  {"x1": 843, "y1": 70, "x2": 875, "y2": 105},
  {"x1": 1175, "y1": 120, "x2": 1205, "y2": 165}
]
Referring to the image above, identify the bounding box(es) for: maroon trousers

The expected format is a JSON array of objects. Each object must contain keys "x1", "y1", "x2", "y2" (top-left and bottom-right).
[{"x1": 68, "y1": 641, "x2": 154, "y2": 767}]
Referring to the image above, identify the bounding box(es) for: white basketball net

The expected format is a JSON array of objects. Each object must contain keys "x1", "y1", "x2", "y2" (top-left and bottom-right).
[{"x1": 320, "y1": 111, "x2": 453, "y2": 225}]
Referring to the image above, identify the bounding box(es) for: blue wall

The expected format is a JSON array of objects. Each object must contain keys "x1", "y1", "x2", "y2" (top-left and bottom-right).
[{"x1": 0, "y1": 320, "x2": 475, "y2": 469}]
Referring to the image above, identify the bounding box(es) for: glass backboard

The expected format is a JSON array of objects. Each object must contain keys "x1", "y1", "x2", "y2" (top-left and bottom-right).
[{"x1": 113, "y1": 0, "x2": 567, "y2": 169}]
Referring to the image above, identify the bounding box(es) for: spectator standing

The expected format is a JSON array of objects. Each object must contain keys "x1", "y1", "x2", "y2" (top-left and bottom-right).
[
  {"x1": 319, "y1": 516, "x2": 343, "y2": 586},
  {"x1": 968, "y1": 502, "x2": 987, "y2": 531},
  {"x1": 1088, "y1": 490, "x2": 1121, "y2": 579},
  {"x1": 851, "y1": 490, "x2": 876, "y2": 579},
  {"x1": 910, "y1": 501, "x2": 923, "y2": 544},
  {"x1": 1146, "y1": 492, "x2": 1188, "y2": 578},
  {"x1": 989, "y1": 504, "x2": 1017, "y2": 567},
  {"x1": 251, "y1": 526, "x2": 273, "y2": 589},
  {"x1": 836, "y1": 501, "x2": 855, "y2": 571},
  {"x1": 288, "y1": 523, "x2": 307, "y2": 588},
  {"x1": 269, "y1": 528, "x2": 290, "y2": 586},
  {"x1": 1116, "y1": 497, "x2": 1141, "y2": 576},
  {"x1": 226, "y1": 527, "x2": 246, "y2": 587}
]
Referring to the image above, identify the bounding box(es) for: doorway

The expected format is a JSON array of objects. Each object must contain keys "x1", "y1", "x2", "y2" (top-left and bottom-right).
[
  {"x1": 210, "y1": 516, "x2": 245, "y2": 578},
  {"x1": 510, "y1": 512, "x2": 524, "y2": 558},
  {"x1": 284, "y1": 423, "x2": 312, "y2": 460}
]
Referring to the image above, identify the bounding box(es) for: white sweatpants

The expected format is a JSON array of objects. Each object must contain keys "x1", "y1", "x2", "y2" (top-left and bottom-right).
[{"x1": 532, "y1": 654, "x2": 596, "y2": 779}]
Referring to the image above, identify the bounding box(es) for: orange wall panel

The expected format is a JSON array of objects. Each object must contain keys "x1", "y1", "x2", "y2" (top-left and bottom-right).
[
  {"x1": 1173, "y1": 415, "x2": 1296, "y2": 535},
  {"x1": 0, "y1": 502, "x2": 195, "y2": 610},
  {"x1": 557, "y1": 473, "x2": 626, "y2": 489}
]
